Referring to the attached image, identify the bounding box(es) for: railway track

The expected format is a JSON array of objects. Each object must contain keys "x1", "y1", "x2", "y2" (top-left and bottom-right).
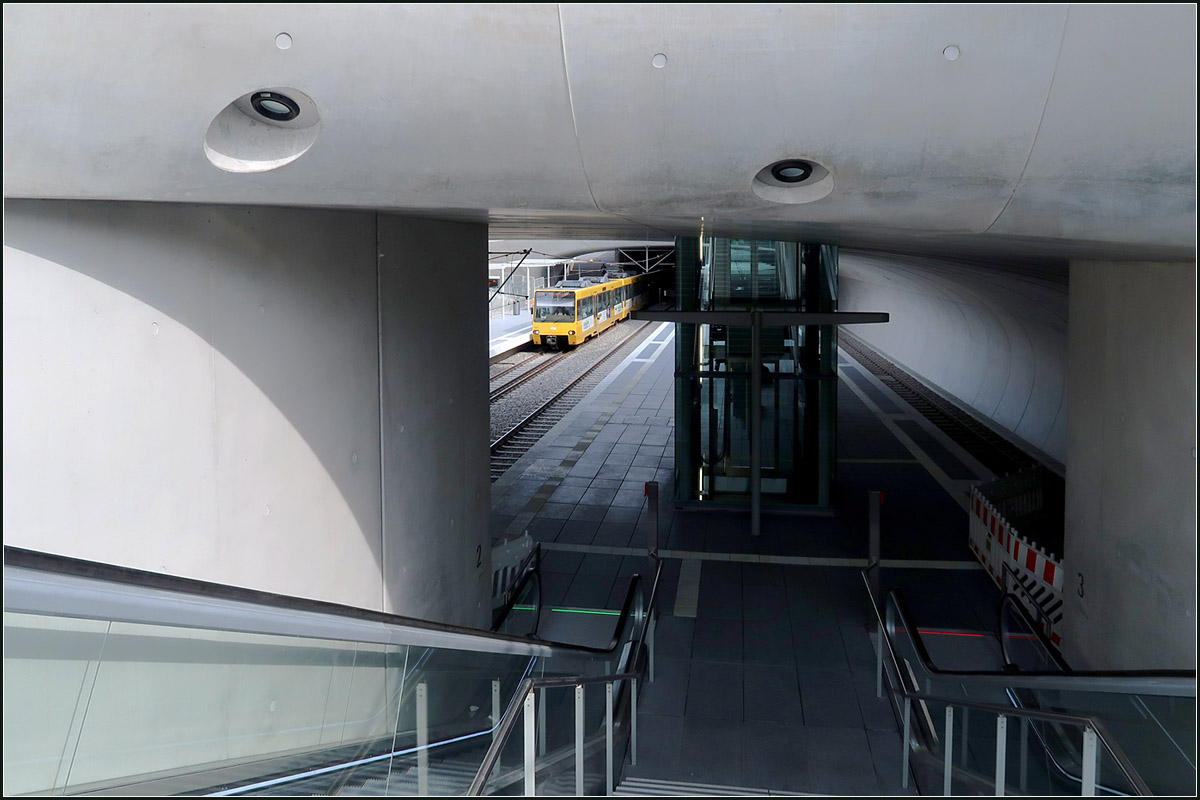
[
  {"x1": 489, "y1": 351, "x2": 568, "y2": 402},
  {"x1": 490, "y1": 322, "x2": 654, "y2": 482},
  {"x1": 839, "y1": 330, "x2": 1039, "y2": 478}
]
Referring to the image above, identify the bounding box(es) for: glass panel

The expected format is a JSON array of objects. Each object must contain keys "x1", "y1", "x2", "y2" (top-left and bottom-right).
[{"x1": 3, "y1": 609, "x2": 540, "y2": 796}]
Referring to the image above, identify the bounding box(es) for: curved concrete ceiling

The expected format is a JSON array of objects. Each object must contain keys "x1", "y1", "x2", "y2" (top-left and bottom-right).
[{"x1": 2, "y1": 4, "x2": 1195, "y2": 261}]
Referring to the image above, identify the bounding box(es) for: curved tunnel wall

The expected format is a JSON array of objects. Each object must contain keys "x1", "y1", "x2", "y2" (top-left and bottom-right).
[{"x1": 839, "y1": 252, "x2": 1069, "y2": 468}]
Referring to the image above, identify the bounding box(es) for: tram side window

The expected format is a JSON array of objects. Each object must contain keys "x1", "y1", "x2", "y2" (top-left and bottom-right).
[{"x1": 581, "y1": 296, "x2": 594, "y2": 318}]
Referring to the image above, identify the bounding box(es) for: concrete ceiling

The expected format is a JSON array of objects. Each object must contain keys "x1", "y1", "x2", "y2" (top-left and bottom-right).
[{"x1": 3, "y1": 4, "x2": 1195, "y2": 263}]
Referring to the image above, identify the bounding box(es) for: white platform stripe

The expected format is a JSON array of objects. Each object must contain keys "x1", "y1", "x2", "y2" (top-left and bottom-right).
[{"x1": 969, "y1": 486, "x2": 1065, "y2": 646}]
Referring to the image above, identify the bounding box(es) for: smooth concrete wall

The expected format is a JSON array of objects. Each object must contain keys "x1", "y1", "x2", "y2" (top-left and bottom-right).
[
  {"x1": 839, "y1": 252, "x2": 1069, "y2": 466},
  {"x1": 378, "y1": 215, "x2": 491, "y2": 628},
  {"x1": 3, "y1": 200, "x2": 385, "y2": 608},
  {"x1": 1062, "y1": 261, "x2": 1196, "y2": 670},
  {"x1": 4, "y1": 200, "x2": 491, "y2": 627}
]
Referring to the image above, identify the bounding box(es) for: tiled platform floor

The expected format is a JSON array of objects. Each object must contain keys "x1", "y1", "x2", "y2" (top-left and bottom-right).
[{"x1": 490, "y1": 322, "x2": 1004, "y2": 794}]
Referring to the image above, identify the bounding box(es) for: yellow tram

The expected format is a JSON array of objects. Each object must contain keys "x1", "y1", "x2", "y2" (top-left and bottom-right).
[{"x1": 531, "y1": 272, "x2": 650, "y2": 349}]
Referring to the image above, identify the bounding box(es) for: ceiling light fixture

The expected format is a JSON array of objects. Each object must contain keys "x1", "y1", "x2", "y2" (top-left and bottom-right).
[
  {"x1": 770, "y1": 160, "x2": 814, "y2": 183},
  {"x1": 251, "y1": 91, "x2": 300, "y2": 122}
]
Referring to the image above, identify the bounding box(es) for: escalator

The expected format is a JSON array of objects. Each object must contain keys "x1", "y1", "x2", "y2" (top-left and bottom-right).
[
  {"x1": 2, "y1": 546, "x2": 660, "y2": 797},
  {"x1": 864, "y1": 565, "x2": 1196, "y2": 795}
]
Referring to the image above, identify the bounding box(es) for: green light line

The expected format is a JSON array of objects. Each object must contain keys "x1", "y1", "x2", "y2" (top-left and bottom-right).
[{"x1": 509, "y1": 605, "x2": 621, "y2": 616}]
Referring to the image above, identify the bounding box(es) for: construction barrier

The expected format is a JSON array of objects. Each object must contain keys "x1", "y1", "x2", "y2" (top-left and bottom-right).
[{"x1": 969, "y1": 486, "x2": 1064, "y2": 647}]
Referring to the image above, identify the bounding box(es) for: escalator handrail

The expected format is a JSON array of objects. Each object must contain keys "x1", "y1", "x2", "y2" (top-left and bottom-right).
[
  {"x1": 467, "y1": 557, "x2": 664, "y2": 796},
  {"x1": 490, "y1": 542, "x2": 542, "y2": 636},
  {"x1": 861, "y1": 566, "x2": 1154, "y2": 795},
  {"x1": 998, "y1": 591, "x2": 1072, "y2": 672},
  {"x1": 885, "y1": 586, "x2": 1195, "y2": 697},
  {"x1": 3, "y1": 545, "x2": 630, "y2": 661}
]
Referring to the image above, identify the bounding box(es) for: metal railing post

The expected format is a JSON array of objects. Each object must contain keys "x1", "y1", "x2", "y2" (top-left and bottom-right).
[
  {"x1": 606, "y1": 681, "x2": 615, "y2": 795},
  {"x1": 1019, "y1": 716, "x2": 1029, "y2": 793},
  {"x1": 492, "y1": 679, "x2": 501, "y2": 742},
  {"x1": 1081, "y1": 727, "x2": 1098, "y2": 795},
  {"x1": 902, "y1": 697, "x2": 912, "y2": 789},
  {"x1": 524, "y1": 689, "x2": 537, "y2": 796},
  {"x1": 631, "y1": 678, "x2": 638, "y2": 766},
  {"x1": 417, "y1": 682, "x2": 429, "y2": 796},
  {"x1": 575, "y1": 684, "x2": 585, "y2": 796},
  {"x1": 944, "y1": 705, "x2": 955, "y2": 795},
  {"x1": 995, "y1": 714, "x2": 1008, "y2": 796},
  {"x1": 876, "y1": 626, "x2": 885, "y2": 698},
  {"x1": 646, "y1": 481, "x2": 659, "y2": 562},
  {"x1": 538, "y1": 687, "x2": 547, "y2": 757}
]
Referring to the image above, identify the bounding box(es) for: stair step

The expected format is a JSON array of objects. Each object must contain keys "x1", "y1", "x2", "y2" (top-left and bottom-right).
[{"x1": 616, "y1": 776, "x2": 784, "y2": 796}]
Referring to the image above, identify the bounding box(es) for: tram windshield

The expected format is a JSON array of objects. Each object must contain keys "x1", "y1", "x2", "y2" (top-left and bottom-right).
[{"x1": 535, "y1": 291, "x2": 576, "y2": 322}]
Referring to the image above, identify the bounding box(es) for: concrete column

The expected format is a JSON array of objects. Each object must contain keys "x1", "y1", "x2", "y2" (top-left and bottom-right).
[
  {"x1": 2, "y1": 200, "x2": 492, "y2": 628},
  {"x1": 1063, "y1": 260, "x2": 1196, "y2": 670},
  {"x1": 377, "y1": 215, "x2": 491, "y2": 627}
]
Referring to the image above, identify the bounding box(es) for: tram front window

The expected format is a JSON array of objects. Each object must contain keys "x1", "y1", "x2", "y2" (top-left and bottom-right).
[{"x1": 535, "y1": 291, "x2": 575, "y2": 322}]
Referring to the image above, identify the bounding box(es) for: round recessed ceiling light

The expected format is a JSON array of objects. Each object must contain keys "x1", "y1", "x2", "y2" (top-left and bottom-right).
[
  {"x1": 276, "y1": 32, "x2": 292, "y2": 50},
  {"x1": 943, "y1": 45, "x2": 961, "y2": 61},
  {"x1": 251, "y1": 90, "x2": 300, "y2": 121},
  {"x1": 652, "y1": 53, "x2": 668, "y2": 68},
  {"x1": 770, "y1": 159, "x2": 814, "y2": 183}
]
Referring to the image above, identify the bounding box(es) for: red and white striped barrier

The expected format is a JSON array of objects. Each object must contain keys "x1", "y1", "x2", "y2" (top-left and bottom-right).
[{"x1": 968, "y1": 487, "x2": 1064, "y2": 646}]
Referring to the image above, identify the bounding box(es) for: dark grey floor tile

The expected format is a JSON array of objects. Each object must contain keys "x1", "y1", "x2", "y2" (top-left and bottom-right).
[
  {"x1": 854, "y1": 670, "x2": 898, "y2": 732},
  {"x1": 604, "y1": 451, "x2": 636, "y2": 467},
  {"x1": 685, "y1": 660, "x2": 743, "y2": 720},
  {"x1": 568, "y1": 503, "x2": 608, "y2": 523},
  {"x1": 602, "y1": 505, "x2": 641, "y2": 525},
  {"x1": 740, "y1": 720, "x2": 811, "y2": 793},
  {"x1": 743, "y1": 619, "x2": 795, "y2": 666},
  {"x1": 691, "y1": 617, "x2": 743, "y2": 664},
  {"x1": 742, "y1": 584, "x2": 788, "y2": 622},
  {"x1": 653, "y1": 614, "x2": 694, "y2": 660},
  {"x1": 548, "y1": 483, "x2": 588, "y2": 504},
  {"x1": 806, "y1": 726, "x2": 879, "y2": 795},
  {"x1": 538, "y1": 502, "x2": 575, "y2": 520},
  {"x1": 597, "y1": 463, "x2": 631, "y2": 481},
  {"x1": 540, "y1": 549, "x2": 583, "y2": 575},
  {"x1": 564, "y1": 573, "x2": 617, "y2": 608},
  {"x1": 540, "y1": 571, "x2": 574, "y2": 606},
  {"x1": 556, "y1": 519, "x2": 599, "y2": 544},
  {"x1": 639, "y1": 657, "x2": 689, "y2": 716},
  {"x1": 743, "y1": 662, "x2": 803, "y2": 724},
  {"x1": 798, "y1": 669, "x2": 863, "y2": 729},
  {"x1": 793, "y1": 619, "x2": 850, "y2": 670},
  {"x1": 611, "y1": 488, "x2": 643, "y2": 508},
  {"x1": 697, "y1": 574, "x2": 742, "y2": 621},
  {"x1": 741, "y1": 561, "x2": 785, "y2": 587},
  {"x1": 624, "y1": 465, "x2": 658, "y2": 482},
  {"x1": 676, "y1": 717, "x2": 745, "y2": 785},
  {"x1": 591, "y1": 521, "x2": 634, "y2": 547},
  {"x1": 524, "y1": 516, "x2": 564, "y2": 542},
  {"x1": 580, "y1": 486, "x2": 618, "y2": 506},
  {"x1": 867, "y1": 728, "x2": 915, "y2": 794},
  {"x1": 624, "y1": 713, "x2": 684, "y2": 779}
]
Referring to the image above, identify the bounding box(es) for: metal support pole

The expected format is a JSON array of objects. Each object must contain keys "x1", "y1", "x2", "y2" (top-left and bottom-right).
[
  {"x1": 868, "y1": 490, "x2": 882, "y2": 600},
  {"x1": 961, "y1": 707, "x2": 970, "y2": 766},
  {"x1": 649, "y1": 614, "x2": 656, "y2": 683},
  {"x1": 750, "y1": 310, "x2": 763, "y2": 537},
  {"x1": 902, "y1": 697, "x2": 912, "y2": 789},
  {"x1": 605, "y1": 682, "x2": 615, "y2": 795},
  {"x1": 876, "y1": 637, "x2": 884, "y2": 697},
  {"x1": 524, "y1": 689, "x2": 537, "y2": 796},
  {"x1": 646, "y1": 481, "x2": 660, "y2": 561},
  {"x1": 944, "y1": 705, "x2": 955, "y2": 796},
  {"x1": 417, "y1": 682, "x2": 429, "y2": 796},
  {"x1": 995, "y1": 714, "x2": 1008, "y2": 796},
  {"x1": 631, "y1": 678, "x2": 639, "y2": 766},
  {"x1": 575, "y1": 684, "x2": 585, "y2": 796},
  {"x1": 538, "y1": 687, "x2": 547, "y2": 756},
  {"x1": 1081, "y1": 727, "x2": 1098, "y2": 796},
  {"x1": 492, "y1": 679, "x2": 501, "y2": 741},
  {"x1": 1019, "y1": 717, "x2": 1028, "y2": 793}
]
